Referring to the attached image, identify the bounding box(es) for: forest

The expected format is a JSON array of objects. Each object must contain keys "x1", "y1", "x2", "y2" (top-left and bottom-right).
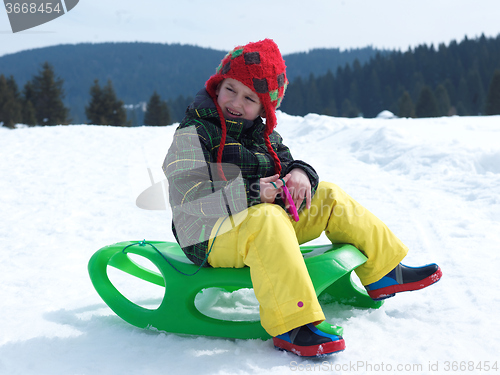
[
  {"x1": 1, "y1": 35, "x2": 499, "y2": 127},
  {"x1": 280, "y1": 34, "x2": 500, "y2": 118},
  {"x1": 0, "y1": 42, "x2": 382, "y2": 124}
]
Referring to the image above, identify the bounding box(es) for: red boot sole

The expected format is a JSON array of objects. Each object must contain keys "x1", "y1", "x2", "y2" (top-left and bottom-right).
[
  {"x1": 273, "y1": 337, "x2": 345, "y2": 357},
  {"x1": 368, "y1": 267, "x2": 442, "y2": 300}
]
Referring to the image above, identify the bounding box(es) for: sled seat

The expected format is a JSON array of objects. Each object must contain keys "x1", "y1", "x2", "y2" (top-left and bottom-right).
[{"x1": 88, "y1": 241, "x2": 382, "y2": 340}]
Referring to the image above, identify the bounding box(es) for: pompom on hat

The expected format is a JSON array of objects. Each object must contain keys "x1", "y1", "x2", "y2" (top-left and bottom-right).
[{"x1": 205, "y1": 38, "x2": 288, "y2": 180}]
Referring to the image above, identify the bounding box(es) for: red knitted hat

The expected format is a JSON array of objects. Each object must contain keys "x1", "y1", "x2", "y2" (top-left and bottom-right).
[{"x1": 206, "y1": 39, "x2": 288, "y2": 180}]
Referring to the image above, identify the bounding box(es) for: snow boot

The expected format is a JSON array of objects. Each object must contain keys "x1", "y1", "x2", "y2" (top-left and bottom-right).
[
  {"x1": 272, "y1": 323, "x2": 345, "y2": 357},
  {"x1": 365, "y1": 263, "x2": 442, "y2": 301}
]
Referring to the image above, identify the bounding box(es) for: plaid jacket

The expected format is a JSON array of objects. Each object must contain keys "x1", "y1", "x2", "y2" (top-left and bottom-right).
[{"x1": 163, "y1": 89, "x2": 319, "y2": 266}]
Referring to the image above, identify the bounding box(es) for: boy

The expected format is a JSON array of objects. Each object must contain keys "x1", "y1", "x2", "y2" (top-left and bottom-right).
[{"x1": 163, "y1": 39, "x2": 441, "y2": 357}]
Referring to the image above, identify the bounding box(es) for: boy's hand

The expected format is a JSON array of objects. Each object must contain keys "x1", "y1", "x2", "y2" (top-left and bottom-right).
[
  {"x1": 260, "y1": 174, "x2": 291, "y2": 203},
  {"x1": 286, "y1": 168, "x2": 312, "y2": 210}
]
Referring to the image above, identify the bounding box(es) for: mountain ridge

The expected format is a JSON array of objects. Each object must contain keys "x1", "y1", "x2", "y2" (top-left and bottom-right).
[{"x1": 0, "y1": 42, "x2": 386, "y2": 123}]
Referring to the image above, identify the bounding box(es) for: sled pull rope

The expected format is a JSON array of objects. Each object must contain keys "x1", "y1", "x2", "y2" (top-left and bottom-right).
[{"x1": 120, "y1": 217, "x2": 228, "y2": 277}]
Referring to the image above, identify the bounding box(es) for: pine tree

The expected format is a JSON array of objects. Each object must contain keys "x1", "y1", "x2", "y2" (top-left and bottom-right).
[
  {"x1": 305, "y1": 74, "x2": 322, "y2": 115},
  {"x1": 466, "y1": 69, "x2": 485, "y2": 115},
  {"x1": 443, "y1": 78, "x2": 456, "y2": 106},
  {"x1": 22, "y1": 81, "x2": 37, "y2": 126},
  {"x1": 397, "y1": 91, "x2": 415, "y2": 118},
  {"x1": 22, "y1": 100, "x2": 37, "y2": 126},
  {"x1": 318, "y1": 70, "x2": 336, "y2": 115},
  {"x1": 415, "y1": 86, "x2": 439, "y2": 118},
  {"x1": 484, "y1": 69, "x2": 500, "y2": 115},
  {"x1": 29, "y1": 62, "x2": 70, "y2": 125},
  {"x1": 341, "y1": 98, "x2": 358, "y2": 118},
  {"x1": 144, "y1": 91, "x2": 171, "y2": 126},
  {"x1": 280, "y1": 77, "x2": 305, "y2": 116},
  {"x1": 435, "y1": 84, "x2": 451, "y2": 116},
  {"x1": 322, "y1": 98, "x2": 338, "y2": 116},
  {"x1": 0, "y1": 75, "x2": 22, "y2": 128},
  {"x1": 167, "y1": 95, "x2": 194, "y2": 122},
  {"x1": 85, "y1": 80, "x2": 105, "y2": 125},
  {"x1": 85, "y1": 79, "x2": 128, "y2": 126},
  {"x1": 456, "y1": 77, "x2": 469, "y2": 115},
  {"x1": 348, "y1": 81, "x2": 360, "y2": 114},
  {"x1": 366, "y1": 69, "x2": 382, "y2": 117}
]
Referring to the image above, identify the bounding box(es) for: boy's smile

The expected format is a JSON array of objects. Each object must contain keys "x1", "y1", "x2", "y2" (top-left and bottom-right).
[
  {"x1": 227, "y1": 108, "x2": 242, "y2": 117},
  {"x1": 216, "y1": 78, "x2": 265, "y2": 121}
]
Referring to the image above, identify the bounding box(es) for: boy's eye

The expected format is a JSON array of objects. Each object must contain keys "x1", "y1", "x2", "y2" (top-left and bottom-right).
[
  {"x1": 246, "y1": 97, "x2": 256, "y2": 103},
  {"x1": 226, "y1": 87, "x2": 235, "y2": 93}
]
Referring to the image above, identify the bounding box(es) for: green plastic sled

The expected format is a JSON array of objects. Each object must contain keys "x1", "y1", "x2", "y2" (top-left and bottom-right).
[{"x1": 88, "y1": 241, "x2": 382, "y2": 340}]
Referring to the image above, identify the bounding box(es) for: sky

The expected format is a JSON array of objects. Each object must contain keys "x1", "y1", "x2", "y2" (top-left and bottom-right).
[{"x1": 1, "y1": 0, "x2": 500, "y2": 57}]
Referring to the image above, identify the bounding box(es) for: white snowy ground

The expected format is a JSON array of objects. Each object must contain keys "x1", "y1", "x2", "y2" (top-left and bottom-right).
[{"x1": 1, "y1": 112, "x2": 500, "y2": 375}]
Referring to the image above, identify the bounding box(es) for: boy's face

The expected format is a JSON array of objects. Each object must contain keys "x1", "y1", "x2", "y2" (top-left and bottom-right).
[{"x1": 216, "y1": 78, "x2": 265, "y2": 121}]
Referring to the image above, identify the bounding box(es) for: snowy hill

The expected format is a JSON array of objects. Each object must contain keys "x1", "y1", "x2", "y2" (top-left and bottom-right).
[{"x1": 1, "y1": 113, "x2": 499, "y2": 374}]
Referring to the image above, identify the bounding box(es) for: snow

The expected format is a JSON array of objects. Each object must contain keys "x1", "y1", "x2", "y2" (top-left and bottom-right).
[
  {"x1": 376, "y1": 110, "x2": 397, "y2": 119},
  {"x1": 1, "y1": 113, "x2": 500, "y2": 374}
]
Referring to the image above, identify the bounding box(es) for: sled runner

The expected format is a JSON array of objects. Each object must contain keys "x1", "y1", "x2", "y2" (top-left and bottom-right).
[{"x1": 88, "y1": 241, "x2": 382, "y2": 340}]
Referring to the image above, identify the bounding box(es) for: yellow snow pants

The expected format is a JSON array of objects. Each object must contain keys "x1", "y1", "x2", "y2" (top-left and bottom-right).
[{"x1": 207, "y1": 181, "x2": 408, "y2": 337}]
